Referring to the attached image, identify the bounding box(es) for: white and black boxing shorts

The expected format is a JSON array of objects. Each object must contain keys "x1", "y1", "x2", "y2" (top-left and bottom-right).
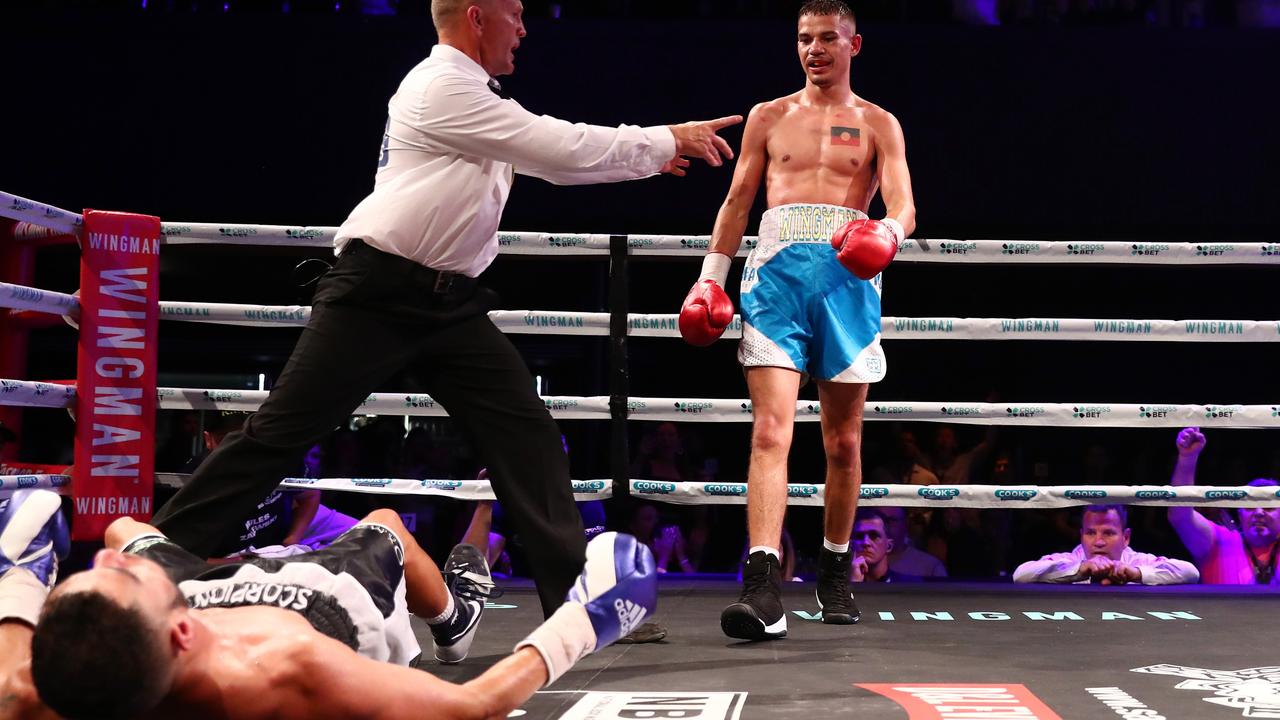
[{"x1": 122, "y1": 523, "x2": 420, "y2": 665}]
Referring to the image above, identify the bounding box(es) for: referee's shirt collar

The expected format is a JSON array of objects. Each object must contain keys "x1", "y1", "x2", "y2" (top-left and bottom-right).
[{"x1": 430, "y1": 44, "x2": 494, "y2": 85}]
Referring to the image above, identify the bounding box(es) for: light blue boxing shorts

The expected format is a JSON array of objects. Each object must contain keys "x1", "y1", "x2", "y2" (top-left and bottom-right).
[{"x1": 738, "y1": 203, "x2": 887, "y2": 383}]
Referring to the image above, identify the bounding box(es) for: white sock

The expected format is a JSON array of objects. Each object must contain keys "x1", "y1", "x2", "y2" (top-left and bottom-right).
[
  {"x1": 823, "y1": 538, "x2": 850, "y2": 554},
  {"x1": 425, "y1": 592, "x2": 456, "y2": 626},
  {"x1": 749, "y1": 546, "x2": 780, "y2": 561}
]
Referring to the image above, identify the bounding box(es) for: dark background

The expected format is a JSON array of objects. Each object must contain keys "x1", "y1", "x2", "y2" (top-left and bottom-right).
[{"x1": 3, "y1": 3, "x2": 1278, "y2": 518}]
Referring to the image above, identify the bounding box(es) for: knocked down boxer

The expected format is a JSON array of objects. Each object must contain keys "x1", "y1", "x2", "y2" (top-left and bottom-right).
[{"x1": 0, "y1": 490, "x2": 656, "y2": 720}]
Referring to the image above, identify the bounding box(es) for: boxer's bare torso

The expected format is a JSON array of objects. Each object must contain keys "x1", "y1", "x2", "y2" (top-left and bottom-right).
[
  {"x1": 754, "y1": 90, "x2": 895, "y2": 212},
  {"x1": 147, "y1": 606, "x2": 322, "y2": 720},
  {"x1": 4, "y1": 607, "x2": 334, "y2": 720},
  {"x1": 708, "y1": 10, "x2": 914, "y2": 256}
]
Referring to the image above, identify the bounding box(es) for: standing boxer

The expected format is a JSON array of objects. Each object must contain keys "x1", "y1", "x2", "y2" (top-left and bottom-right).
[{"x1": 679, "y1": 0, "x2": 917, "y2": 640}]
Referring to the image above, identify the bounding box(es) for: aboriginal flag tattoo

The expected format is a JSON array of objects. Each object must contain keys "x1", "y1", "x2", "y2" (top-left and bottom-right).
[{"x1": 830, "y1": 126, "x2": 860, "y2": 146}]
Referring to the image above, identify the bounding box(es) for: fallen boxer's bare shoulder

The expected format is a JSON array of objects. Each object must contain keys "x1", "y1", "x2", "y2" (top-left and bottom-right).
[
  {"x1": 0, "y1": 666, "x2": 57, "y2": 720},
  {"x1": 145, "y1": 607, "x2": 324, "y2": 720}
]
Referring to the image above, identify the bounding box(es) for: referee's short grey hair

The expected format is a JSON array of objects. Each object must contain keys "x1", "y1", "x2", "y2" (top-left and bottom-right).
[{"x1": 432, "y1": 0, "x2": 483, "y2": 29}]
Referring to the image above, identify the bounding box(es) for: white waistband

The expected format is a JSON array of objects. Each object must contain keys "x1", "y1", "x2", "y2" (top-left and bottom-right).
[{"x1": 759, "y1": 203, "x2": 869, "y2": 244}]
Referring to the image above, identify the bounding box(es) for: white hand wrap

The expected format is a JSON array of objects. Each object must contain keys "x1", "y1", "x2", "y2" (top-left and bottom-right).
[
  {"x1": 882, "y1": 218, "x2": 905, "y2": 246},
  {"x1": 514, "y1": 601, "x2": 595, "y2": 687},
  {"x1": 0, "y1": 568, "x2": 49, "y2": 627},
  {"x1": 697, "y1": 252, "x2": 731, "y2": 285}
]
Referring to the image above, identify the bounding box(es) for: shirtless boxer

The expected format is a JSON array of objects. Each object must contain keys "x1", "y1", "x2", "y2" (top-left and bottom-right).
[
  {"x1": 0, "y1": 490, "x2": 655, "y2": 719},
  {"x1": 679, "y1": 0, "x2": 917, "y2": 640}
]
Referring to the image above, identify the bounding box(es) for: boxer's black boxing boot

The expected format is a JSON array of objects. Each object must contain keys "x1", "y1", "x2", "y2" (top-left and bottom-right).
[
  {"x1": 815, "y1": 547, "x2": 860, "y2": 624},
  {"x1": 432, "y1": 544, "x2": 503, "y2": 663},
  {"x1": 720, "y1": 551, "x2": 787, "y2": 640}
]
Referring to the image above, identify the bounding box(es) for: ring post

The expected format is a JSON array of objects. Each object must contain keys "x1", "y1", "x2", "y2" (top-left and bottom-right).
[
  {"x1": 608, "y1": 234, "x2": 630, "y2": 500},
  {"x1": 72, "y1": 210, "x2": 160, "y2": 539}
]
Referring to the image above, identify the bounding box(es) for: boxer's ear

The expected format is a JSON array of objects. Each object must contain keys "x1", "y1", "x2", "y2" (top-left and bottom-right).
[{"x1": 171, "y1": 616, "x2": 196, "y2": 653}]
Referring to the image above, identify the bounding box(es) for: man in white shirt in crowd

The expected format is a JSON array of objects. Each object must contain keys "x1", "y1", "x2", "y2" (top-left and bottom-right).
[
  {"x1": 1014, "y1": 504, "x2": 1199, "y2": 585},
  {"x1": 151, "y1": 0, "x2": 743, "y2": 619}
]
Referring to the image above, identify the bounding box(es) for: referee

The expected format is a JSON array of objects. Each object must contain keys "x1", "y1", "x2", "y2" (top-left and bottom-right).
[{"x1": 152, "y1": 0, "x2": 741, "y2": 616}]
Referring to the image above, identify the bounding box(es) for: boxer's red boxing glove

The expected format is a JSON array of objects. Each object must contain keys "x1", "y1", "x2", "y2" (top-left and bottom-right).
[
  {"x1": 679, "y1": 252, "x2": 734, "y2": 346},
  {"x1": 679, "y1": 279, "x2": 734, "y2": 347},
  {"x1": 831, "y1": 217, "x2": 902, "y2": 280}
]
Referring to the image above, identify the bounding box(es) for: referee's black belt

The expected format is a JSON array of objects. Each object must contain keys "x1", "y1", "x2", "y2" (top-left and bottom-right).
[{"x1": 341, "y1": 238, "x2": 476, "y2": 296}]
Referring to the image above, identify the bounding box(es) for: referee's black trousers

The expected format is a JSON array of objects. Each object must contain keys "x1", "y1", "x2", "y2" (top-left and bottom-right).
[{"x1": 152, "y1": 241, "x2": 587, "y2": 617}]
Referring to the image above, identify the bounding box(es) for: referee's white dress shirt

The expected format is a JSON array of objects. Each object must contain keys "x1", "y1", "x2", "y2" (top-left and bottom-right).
[{"x1": 335, "y1": 44, "x2": 677, "y2": 278}]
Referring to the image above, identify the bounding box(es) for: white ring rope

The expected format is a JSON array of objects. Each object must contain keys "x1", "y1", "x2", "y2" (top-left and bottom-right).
[
  {"x1": 167, "y1": 305, "x2": 1280, "y2": 342},
  {"x1": 1, "y1": 191, "x2": 82, "y2": 236},
  {"x1": 145, "y1": 230, "x2": 1280, "y2": 264},
  {"x1": 624, "y1": 481, "x2": 1280, "y2": 509},
  {"x1": 7, "y1": 474, "x2": 1278, "y2": 509},
  {"x1": 2, "y1": 379, "x2": 1276, "y2": 428},
  {"x1": 6, "y1": 190, "x2": 1279, "y2": 264},
  {"x1": 0, "y1": 282, "x2": 78, "y2": 315},
  {"x1": 3, "y1": 287, "x2": 1276, "y2": 343},
  {"x1": 148, "y1": 226, "x2": 1280, "y2": 264},
  {"x1": 0, "y1": 476, "x2": 71, "y2": 495}
]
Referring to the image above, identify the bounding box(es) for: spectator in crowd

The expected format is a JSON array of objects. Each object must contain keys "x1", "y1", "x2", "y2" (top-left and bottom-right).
[
  {"x1": 630, "y1": 422, "x2": 714, "y2": 569},
  {"x1": 1167, "y1": 427, "x2": 1280, "y2": 585},
  {"x1": 181, "y1": 412, "x2": 295, "y2": 558},
  {"x1": 870, "y1": 426, "x2": 939, "y2": 487},
  {"x1": 850, "y1": 509, "x2": 913, "y2": 583},
  {"x1": 870, "y1": 427, "x2": 940, "y2": 567},
  {"x1": 1014, "y1": 504, "x2": 1198, "y2": 584},
  {"x1": 630, "y1": 422, "x2": 698, "y2": 483},
  {"x1": 921, "y1": 422, "x2": 1002, "y2": 577},
  {"x1": 290, "y1": 443, "x2": 359, "y2": 551},
  {"x1": 880, "y1": 506, "x2": 947, "y2": 578},
  {"x1": 629, "y1": 504, "x2": 694, "y2": 574},
  {"x1": 185, "y1": 413, "x2": 355, "y2": 559},
  {"x1": 928, "y1": 424, "x2": 995, "y2": 485},
  {"x1": 935, "y1": 505, "x2": 1016, "y2": 579}
]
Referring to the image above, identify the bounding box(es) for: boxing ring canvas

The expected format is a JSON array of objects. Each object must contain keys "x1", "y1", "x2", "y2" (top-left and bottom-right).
[{"x1": 430, "y1": 578, "x2": 1280, "y2": 719}]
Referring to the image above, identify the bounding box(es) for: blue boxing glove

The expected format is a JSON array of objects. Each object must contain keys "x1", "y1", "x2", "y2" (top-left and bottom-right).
[
  {"x1": 1, "y1": 489, "x2": 70, "y2": 626},
  {"x1": 515, "y1": 532, "x2": 657, "y2": 685},
  {"x1": 566, "y1": 532, "x2": 656, "y2": 649},
  {"x1": 1, "y1": 489, "x2": 69, "y2": 587}
]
